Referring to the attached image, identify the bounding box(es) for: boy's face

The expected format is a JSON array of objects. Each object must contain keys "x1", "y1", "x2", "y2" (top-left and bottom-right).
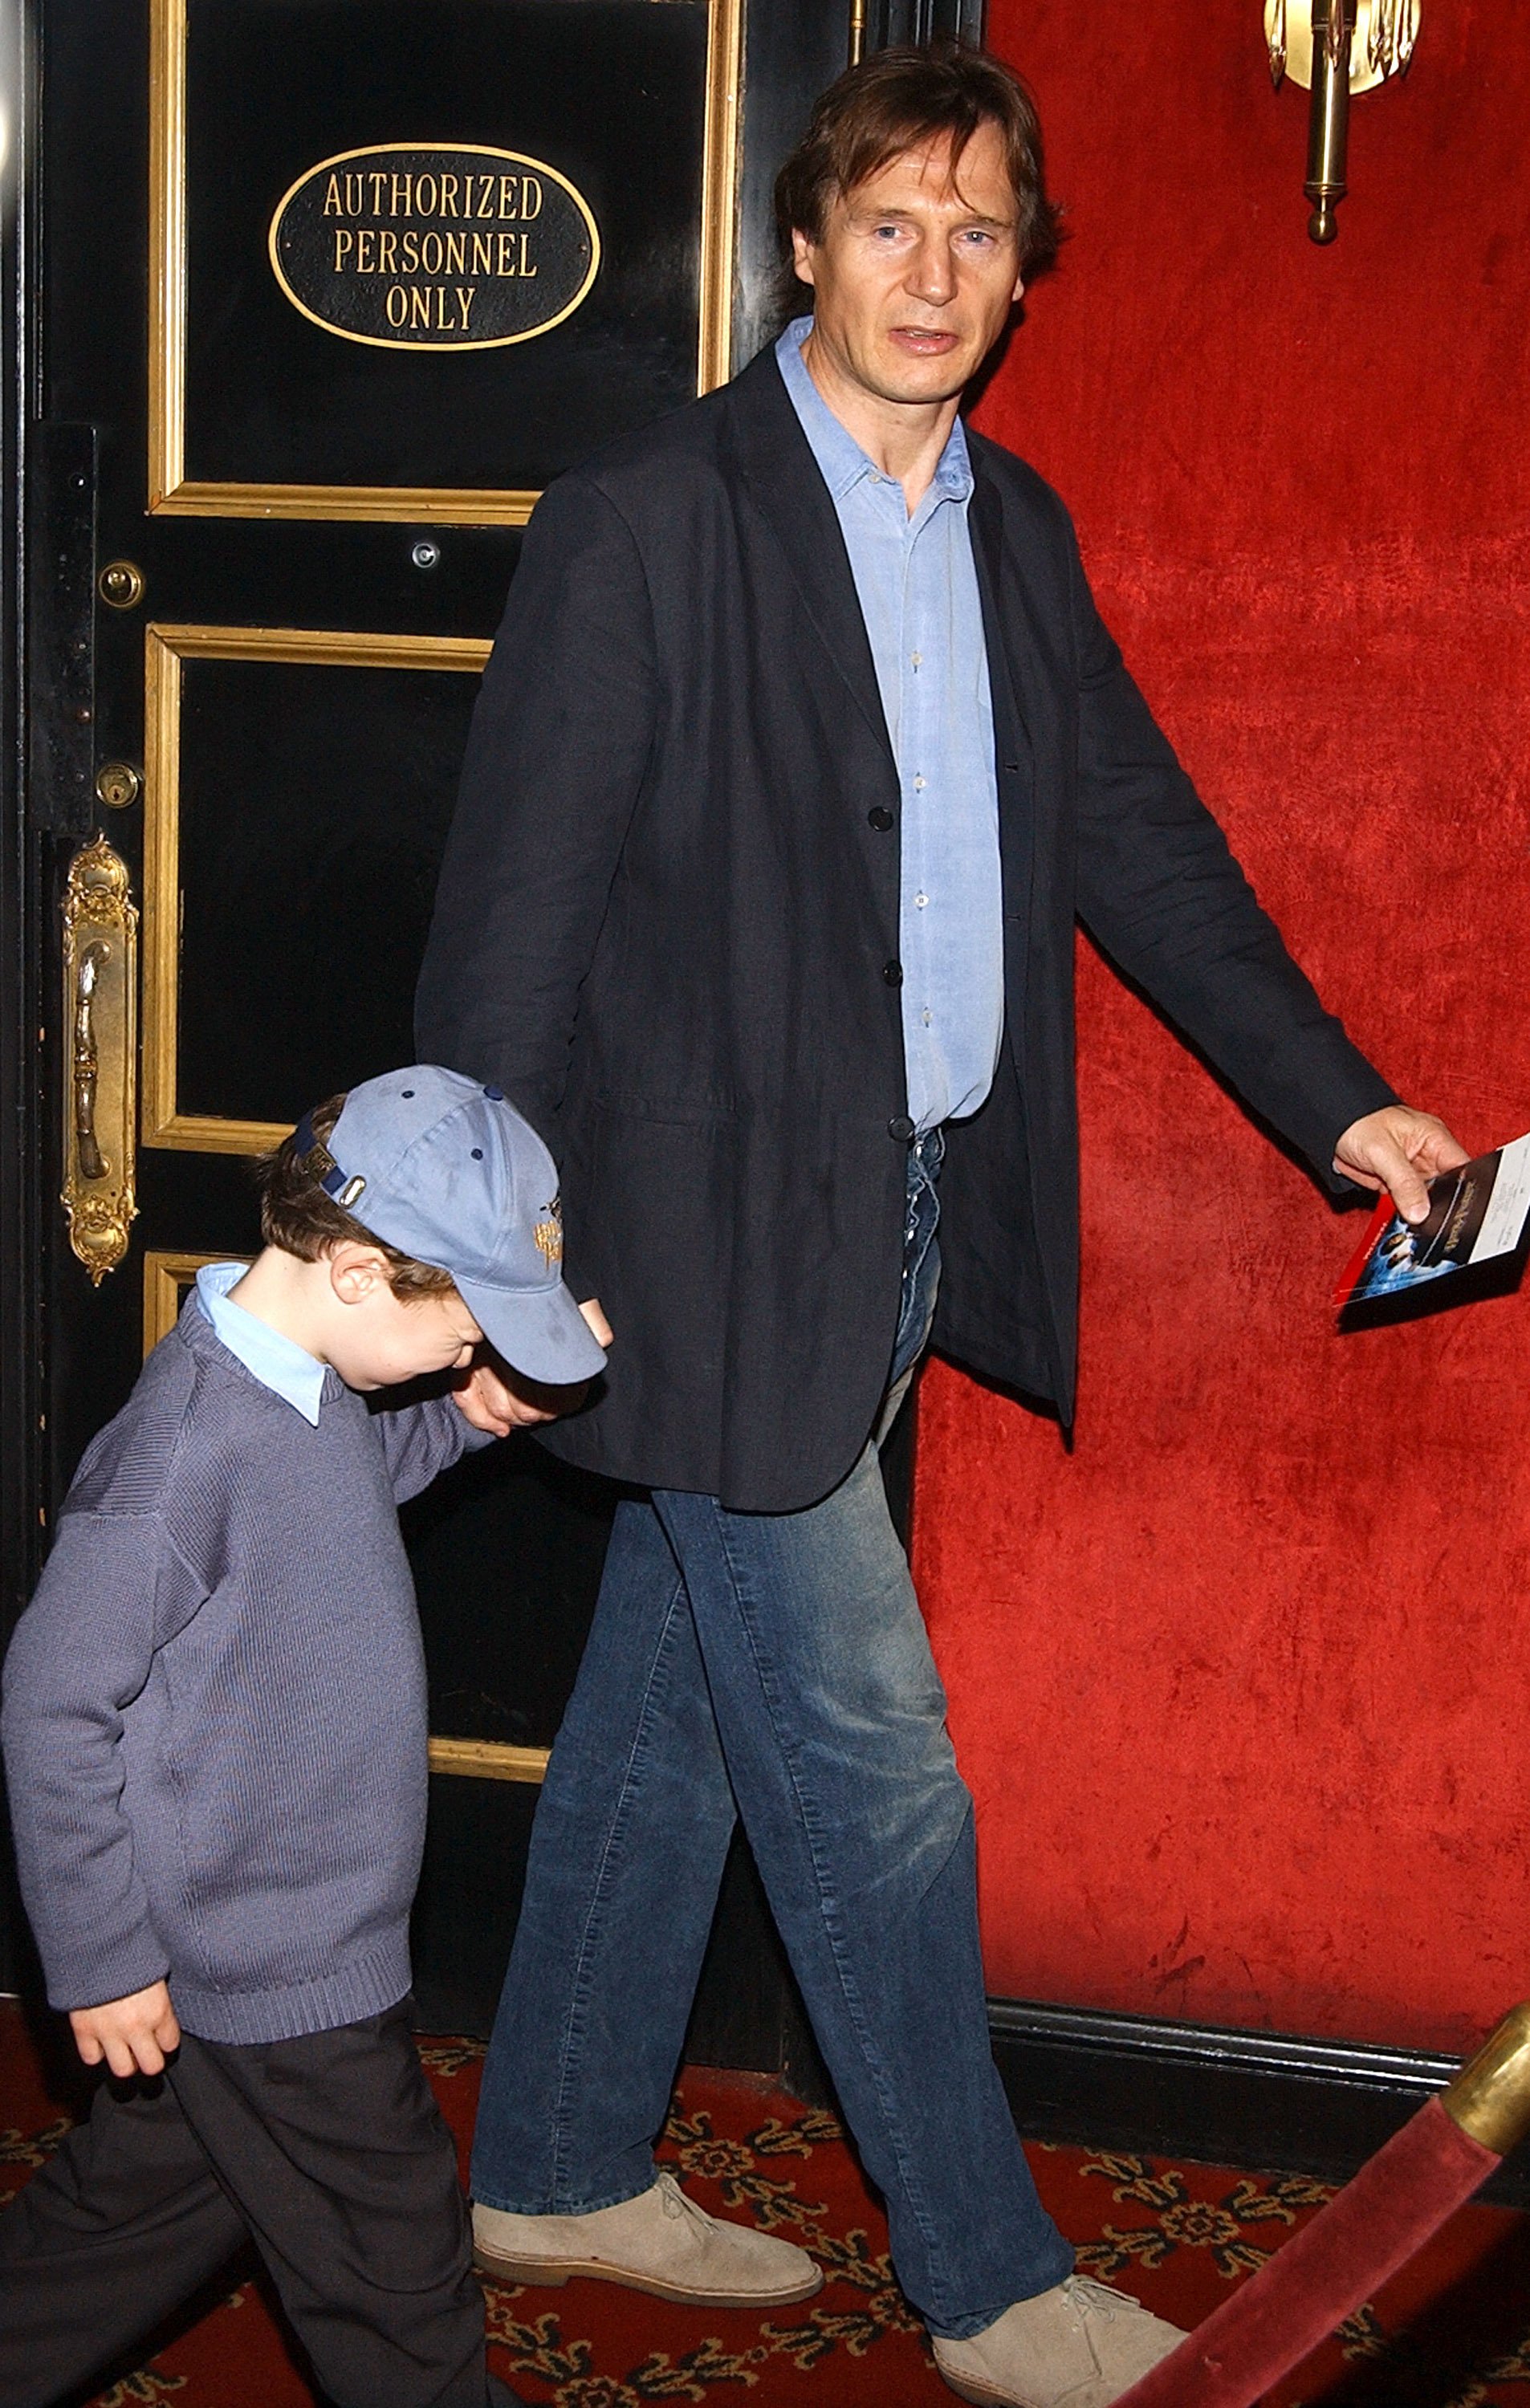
[{"x1": 324, "y1": 1247, "x2": 484, "y2": 1391}]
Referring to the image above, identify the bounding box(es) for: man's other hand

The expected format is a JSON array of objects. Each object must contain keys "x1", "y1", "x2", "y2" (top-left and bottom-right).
[
  {"x1": 1333, "y1": 1107, "x2": 1471, "y2": 1226},
  {"x1": 71, "y1": 1979, "x2": 181, "y2": 2077},
  {"x1": 453, "y1": 1299, "x2": 612, "y2": 1433},
  {"x1": 578, "y1": 1297, "x2": 614, "y2": 1348}
]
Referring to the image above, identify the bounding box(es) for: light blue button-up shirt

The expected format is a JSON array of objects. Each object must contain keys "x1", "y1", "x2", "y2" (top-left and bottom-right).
[
  {"x1": 194, "y1": 1260, "x2": 328, "y2": 1425},
  {"x1": 775, "y1": 317, "x2": 1003, "y2": 1134}
]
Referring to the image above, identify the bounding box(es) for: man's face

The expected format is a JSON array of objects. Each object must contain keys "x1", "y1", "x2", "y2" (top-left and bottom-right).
[{"x1": 791, "y1": 119, "x2": 1023, "y2": 411}]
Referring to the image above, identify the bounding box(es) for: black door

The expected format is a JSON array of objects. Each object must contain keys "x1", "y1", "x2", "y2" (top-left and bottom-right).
[
  {"x1": 6, "y1": 0, "x2": 852, "y2": 2038},
  {"x1": 6, "y1": 0, "x2": 977, "y2": 2051}
]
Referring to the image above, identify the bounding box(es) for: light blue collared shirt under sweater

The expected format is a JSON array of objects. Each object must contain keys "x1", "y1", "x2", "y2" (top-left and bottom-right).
[
  {"x1": 775, "y1": 316, "x2": 1003, "y2": 1135},
  {"x1": 196, "y1": 1260, "x2": 328, "y2": 1424}
]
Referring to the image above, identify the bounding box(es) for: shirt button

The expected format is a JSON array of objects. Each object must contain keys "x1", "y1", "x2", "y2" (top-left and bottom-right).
[
  {"x1": 914, "y1": 892, "x2": 929, "y2": 909},
  {"x1": 867, "y1": 806, "x2": 894, "y2": 831},
  {"x1": 914, "y1": 775, "x2": 926, "y2": 791},
  {"x1": 882, "y1": 959, "x2": 903, "y2": 986},
  {"x1": 922, "y1": 1007, "x2": 932, "y2": 1026},
  {"x1": 889, "y1": 1115, "x2": 915, "y2": 1142},
  {"x1": 911, "y1": 651, "x2": 922, "y2": 668}
]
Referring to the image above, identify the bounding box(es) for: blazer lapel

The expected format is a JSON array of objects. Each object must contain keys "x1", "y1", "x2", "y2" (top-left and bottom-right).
[{"x1": 729, "y1": 352, "x2": 895, "y2": 768}]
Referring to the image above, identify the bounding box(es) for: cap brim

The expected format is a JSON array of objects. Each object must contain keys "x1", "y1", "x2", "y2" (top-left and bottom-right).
[{"x1": 455, "y1": 1275, "x2": 608, "y2": 1386}]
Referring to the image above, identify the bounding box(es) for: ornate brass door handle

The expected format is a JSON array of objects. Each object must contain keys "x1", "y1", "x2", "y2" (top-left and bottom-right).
[
  {"x1": 61, "y1": 835, "x2": 139, "y2": 1282},
  {"x1": 73, "y1": 938, "x2": 111, "y2": 1181}
]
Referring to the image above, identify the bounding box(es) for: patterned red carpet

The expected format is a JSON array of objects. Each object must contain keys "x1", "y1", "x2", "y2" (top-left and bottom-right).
[{"x1": 2, "y1": 2005, "x2": 1526, "y2": 2407}]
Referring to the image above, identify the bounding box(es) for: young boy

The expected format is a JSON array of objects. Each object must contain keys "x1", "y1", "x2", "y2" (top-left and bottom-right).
[{"x1": 0, "y1": 1066, "x2": 608, "y2": 2408}]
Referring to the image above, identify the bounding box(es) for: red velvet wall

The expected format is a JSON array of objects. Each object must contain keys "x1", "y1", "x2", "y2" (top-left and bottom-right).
[{"x1": 914, "y1": 0, "x2": 1530, "y2": 2053}]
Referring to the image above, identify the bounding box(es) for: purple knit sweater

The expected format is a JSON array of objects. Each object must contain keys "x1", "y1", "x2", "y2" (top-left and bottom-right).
[{"x1": 2, "y1": 1300, "x2": 488, "y2": 2044}]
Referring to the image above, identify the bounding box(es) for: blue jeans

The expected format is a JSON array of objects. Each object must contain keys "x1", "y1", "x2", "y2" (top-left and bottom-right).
[{"x1": 470, "y1": 1133, "x2": 1072, "y2": 2337}]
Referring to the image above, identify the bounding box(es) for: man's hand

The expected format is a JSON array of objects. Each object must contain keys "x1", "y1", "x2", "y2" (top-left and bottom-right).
[
  {"x1": 1333, "y1": 1107, "x2": 1471, "y2": 1226},
  {"x1": 579, "y1": 1298, "x2": 615, "y2": 1348},
  {"x1": 70, "y1": 1980, "x2": 181, "y2": 2077},
  {"x1": 453, "y1": 1298, "x2": 613, "y2": 1434}
]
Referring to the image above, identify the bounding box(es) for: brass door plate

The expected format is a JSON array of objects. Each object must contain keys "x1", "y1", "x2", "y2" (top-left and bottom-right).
[{"x1": 61, "y1": 834, "x2": 139, "y2": 1282}]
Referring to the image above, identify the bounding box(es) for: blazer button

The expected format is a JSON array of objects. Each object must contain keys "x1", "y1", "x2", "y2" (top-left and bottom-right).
[
  {"x1": 882, "y1": 959, "x2": 902, "y2": 986},
  {"x1": 888, "y1": 1115, "x2": 916, "y2": 1141},
  {"x1": 867, "y1": 806, "x2": 894, "y2": 831}
]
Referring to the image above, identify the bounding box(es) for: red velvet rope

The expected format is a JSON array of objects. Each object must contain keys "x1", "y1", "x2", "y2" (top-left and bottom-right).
[{"x1": 1114, "y1": 2097, "x2": 1500, "y2": 2408}]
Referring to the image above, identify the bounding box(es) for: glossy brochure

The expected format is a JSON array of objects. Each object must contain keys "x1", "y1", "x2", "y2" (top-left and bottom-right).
[{"x1": 1335, "y1": 1133, "x2": 1530, "y2": 1307}]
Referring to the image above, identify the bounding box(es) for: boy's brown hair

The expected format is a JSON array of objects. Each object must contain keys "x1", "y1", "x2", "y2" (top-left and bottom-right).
[
  {"x1": 775, "y1": 39, "x2": 1062, "y2": 284},
  {"x1": 256, "y1": 1095, "x2": 456, "y2": 1300}
]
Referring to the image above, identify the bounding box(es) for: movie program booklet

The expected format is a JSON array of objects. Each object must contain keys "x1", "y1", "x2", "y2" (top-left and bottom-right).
[{"x1": 1335, "y1": 1132, "x2": 1530, "y2": 1307}]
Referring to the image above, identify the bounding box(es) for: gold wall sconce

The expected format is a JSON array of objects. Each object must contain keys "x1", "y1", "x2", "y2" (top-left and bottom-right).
[{"x1": 1266, "y1": 0, "x2": 1418, "y2": 242}]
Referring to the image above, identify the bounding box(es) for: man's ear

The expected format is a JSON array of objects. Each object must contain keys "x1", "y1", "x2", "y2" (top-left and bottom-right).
[
  {"x1": 790, "y1": 227, "x2": 817, "y2": 288},
  {"x1": 327, "y1": 1240, "x2": 393, "y2": 1305}
]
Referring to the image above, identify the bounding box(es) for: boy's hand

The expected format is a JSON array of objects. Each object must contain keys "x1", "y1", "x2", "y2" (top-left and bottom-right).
[
  {"x1": 70, "y1": 1980, "x2": 181, "y2": 2077},
  {"x1": 454, "y1": 1357, "x2": 568, "y2": 1431},
  {"x1": 453, "y1": 1300, "x2": 612, "y2": 1434}
]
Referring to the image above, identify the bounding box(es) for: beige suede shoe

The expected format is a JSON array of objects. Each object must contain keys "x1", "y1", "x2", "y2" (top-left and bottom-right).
[
  {"x1": 933, "y1": 2276, "x2": 1186, "y2": 2407},
  {"x1": 471, "y1": 2169, "x2": 823, "y2": 2306}
]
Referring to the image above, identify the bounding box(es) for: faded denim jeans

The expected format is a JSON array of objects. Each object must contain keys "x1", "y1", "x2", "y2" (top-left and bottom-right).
[{"x1": 470, "y1": 1130, "x2": 1072, "y2": 2336}]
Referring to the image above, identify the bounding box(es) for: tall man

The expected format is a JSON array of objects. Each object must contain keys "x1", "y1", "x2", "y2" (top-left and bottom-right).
[{"x1": 417, "y1": 44, "x2": 1465, "y2": 2408}]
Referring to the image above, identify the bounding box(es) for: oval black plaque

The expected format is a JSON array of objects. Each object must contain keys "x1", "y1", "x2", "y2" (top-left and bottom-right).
[{"x1": 268, "y1": 143, "x2": 600, "y2": 352}]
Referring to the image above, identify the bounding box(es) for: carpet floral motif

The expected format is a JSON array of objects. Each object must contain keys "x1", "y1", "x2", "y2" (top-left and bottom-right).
[
  {"x1": 0, "y1": 2112, "x2": 73, "y2": 2174},
  {"x1": 91, "y1": 2378, "x2": 188, "y2": 2406},
  {"x1": 417, "y1": 2038, "x2": 490, "y2": 2079},
  {"x1": 1075, "y1": 2150, "x2": 1337, "y2": 2281},
  {"x1": 481, "y1": 2303, "x2": 760, "y2": 2402},
  {"x1": 1308, "y1": 2296, "x2": 1530, "y2": 2406}
]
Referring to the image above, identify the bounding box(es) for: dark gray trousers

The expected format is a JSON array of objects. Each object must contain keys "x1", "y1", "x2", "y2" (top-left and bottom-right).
[{"x1": 0, "y1": 2000, "x2": 519, "y2": 2408}]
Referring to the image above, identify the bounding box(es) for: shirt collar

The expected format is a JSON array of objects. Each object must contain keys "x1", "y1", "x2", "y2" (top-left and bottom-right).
[
  {"x1": 193, "y1": 1262, "x2": 329, "y2": 1426},
  {"x1": 774, "y1": 315, "x2": 974, "y2": 507}
]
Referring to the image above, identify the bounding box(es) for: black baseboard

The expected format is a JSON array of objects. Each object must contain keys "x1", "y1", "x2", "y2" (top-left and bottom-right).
[{"x1": 989, "y1": 1998, "x2": 1529, "y2": 2211}]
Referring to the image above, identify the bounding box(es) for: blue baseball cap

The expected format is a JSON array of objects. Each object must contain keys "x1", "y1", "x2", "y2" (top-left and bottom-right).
[{"x1": 296, "y1": 1066, "x2": 607, "y2": 1385}]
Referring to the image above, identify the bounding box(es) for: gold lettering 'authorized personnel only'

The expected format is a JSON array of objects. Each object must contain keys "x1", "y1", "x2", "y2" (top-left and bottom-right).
[{"x1": 269, "y1": 143, "x2": 600, "y2": 351}]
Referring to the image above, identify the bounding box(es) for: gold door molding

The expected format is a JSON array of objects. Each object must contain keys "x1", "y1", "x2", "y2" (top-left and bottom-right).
[
  {"x1": 427, "y1": 1736, "x2": 549, "y2": 1784},
  {"x1": 148, "y1": 0, "x2": 743, "y2": 523},
  {"x1": 142, "y1": 1247, "x2": 249, "y2": 1350},
  {"x1": 141, "y1": 622, "x2": 491, "y2": 1155}
]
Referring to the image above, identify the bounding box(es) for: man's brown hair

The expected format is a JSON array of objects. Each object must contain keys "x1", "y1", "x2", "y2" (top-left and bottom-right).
[
  {"x1": 256, "y1": 1094, "x2": 456, "y2": 1300},
  {"x1": 775, "y1": 39, "x2": 1061, "y2": 284}
]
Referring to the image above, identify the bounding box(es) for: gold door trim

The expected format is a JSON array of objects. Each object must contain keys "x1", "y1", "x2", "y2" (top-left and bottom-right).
[
  {"x1": 149, "y1": 0, "x2": 744, "y2": 523},
  {"x1": 143, "y1": 1248, "x2": 250, "y2": 1351},
  {"x1": 141, "y1": 623, "x2": 491, "y2": 1156},
  {"x1": 698, "y1": 0, "x2": 743, "y2": 395},
  {"x1": 157, "y1": 482, "x2": 543, "y2": 528},
  {"x1": 428, "y1": 1737, "x2": 551, "y2": 1785}
]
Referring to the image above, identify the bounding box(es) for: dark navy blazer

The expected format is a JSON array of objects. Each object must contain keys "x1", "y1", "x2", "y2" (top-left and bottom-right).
[{"x1": 417, "y1": 346, "x2": 1394, "y2": 1512}]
